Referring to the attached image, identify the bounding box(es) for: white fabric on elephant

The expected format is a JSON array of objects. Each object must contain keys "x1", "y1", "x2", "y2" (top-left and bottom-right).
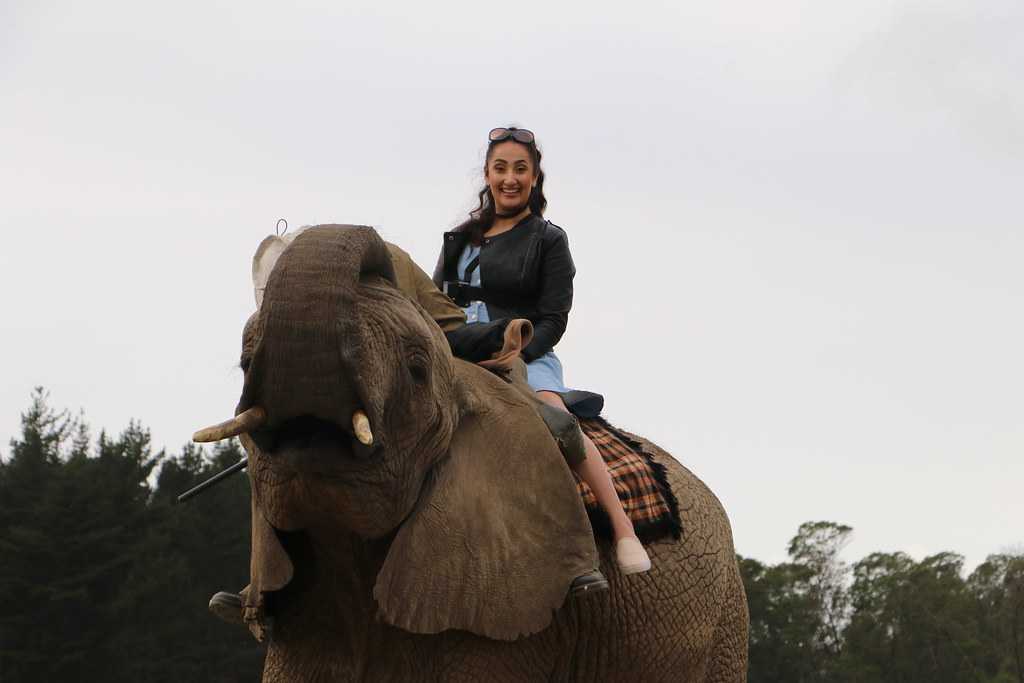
[{"x1": 251, "y1": 227, "x2": 312, "y2": 308}]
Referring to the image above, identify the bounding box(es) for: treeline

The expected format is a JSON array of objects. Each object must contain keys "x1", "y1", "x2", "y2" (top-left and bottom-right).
[
  {"x1": 741, "y1": 522, "x2": 1023, "y2": 683},
  {"x1": 1, "y1": 391, "x2": 1021, "y2": 682},
  {"x1": 0, "y1": 390, "x2": 264, "y2": 681}
]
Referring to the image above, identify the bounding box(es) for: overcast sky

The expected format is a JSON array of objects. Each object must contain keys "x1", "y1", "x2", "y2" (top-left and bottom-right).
[{"x1": 2, "y1": 0, "x2": 1021, "y2": 570}]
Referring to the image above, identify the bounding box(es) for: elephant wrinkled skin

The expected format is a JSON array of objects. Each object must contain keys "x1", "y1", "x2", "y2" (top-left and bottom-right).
[{"x1": 216, "y1": 225, "x2": 748, "y2": 682}]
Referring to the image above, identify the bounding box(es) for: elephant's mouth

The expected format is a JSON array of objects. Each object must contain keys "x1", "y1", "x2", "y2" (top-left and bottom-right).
[{"x1": 250, "y1": 414, "x2": 380, "y2": 476}]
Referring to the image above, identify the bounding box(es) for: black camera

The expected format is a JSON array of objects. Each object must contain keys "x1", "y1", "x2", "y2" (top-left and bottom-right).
[{"x1": 443, "y1": 281, "x2": 476, "y2": 307}]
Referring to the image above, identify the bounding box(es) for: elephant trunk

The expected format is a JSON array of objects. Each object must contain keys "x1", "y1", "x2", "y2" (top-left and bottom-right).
[{"x1": 238, "y1": 226, "x2": 396, "y2": 435}]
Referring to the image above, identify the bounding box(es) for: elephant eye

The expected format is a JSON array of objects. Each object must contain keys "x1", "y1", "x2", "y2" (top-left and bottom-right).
[
  {"x1": 240, "y1": 356, "x2": 252, "y2": 372},
  {"x1": 406, "y1": 349, "x2": 429, "y2": 385},
  {"x1": 408, "y1": 362, "x2": 428, "y2": 385}
]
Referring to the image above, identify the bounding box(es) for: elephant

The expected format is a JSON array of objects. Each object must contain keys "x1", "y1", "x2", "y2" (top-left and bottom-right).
[{"x1": 195, "y1": 225, "x2": 749, "y2": 681}]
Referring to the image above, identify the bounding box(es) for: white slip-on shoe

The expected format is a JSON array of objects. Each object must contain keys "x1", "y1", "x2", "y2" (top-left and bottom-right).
[{"x1": 616, "y1": 536, "x2": 652, "y2": 575}]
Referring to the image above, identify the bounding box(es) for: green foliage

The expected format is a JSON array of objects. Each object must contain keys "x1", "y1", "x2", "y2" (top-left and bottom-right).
[
  {"x1": 788, "y1": 521, "x2": 853, "y2": 660},
  {"x1": 743, "y1": 521, "x2": 853, "y2": 682},
  {"x1": 742, "y1": 521, "x2": 1024, "y2": 683},
  {"x1": 968, "y1": 554, "x2": 1024, "y2": 682},
  {"x1": 741, "y1": 555, "x2": 823, "y2": 682},
  {"x1": 842, "y1": 551, "x2": 985, "y2": 682},
  {"x1": 0, "y1": 389, "x2": 262, "y2": 682}
]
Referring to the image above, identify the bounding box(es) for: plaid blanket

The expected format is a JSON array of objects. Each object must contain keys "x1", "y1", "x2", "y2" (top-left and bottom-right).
[{"x1": 574, "y1": 417, "x2": 682, "y2": 544}]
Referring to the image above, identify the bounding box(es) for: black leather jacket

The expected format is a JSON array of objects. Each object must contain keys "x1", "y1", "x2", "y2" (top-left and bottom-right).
[{"x1": 433, "y1": 215, "x2": 575, "y2": 363}]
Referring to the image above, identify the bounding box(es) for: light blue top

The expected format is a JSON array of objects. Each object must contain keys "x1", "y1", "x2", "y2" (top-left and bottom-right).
[{"x1": 457, "y1": 244, "x2": 490, "y2": 324}]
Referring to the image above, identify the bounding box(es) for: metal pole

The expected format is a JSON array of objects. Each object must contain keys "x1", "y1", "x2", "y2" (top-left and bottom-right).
[{"x1": 176, "y1": 458, "x2": 248, "y2": 503}]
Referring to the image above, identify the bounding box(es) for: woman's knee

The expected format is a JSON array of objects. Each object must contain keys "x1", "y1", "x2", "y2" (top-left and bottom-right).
[{"x1": 536, "y1": 390, "x2": 568, "y2": 411}]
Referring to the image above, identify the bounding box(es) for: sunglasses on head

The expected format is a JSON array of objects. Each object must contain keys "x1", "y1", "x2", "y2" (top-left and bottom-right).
[{"x1": 488, "y1": 127, "x2": 535, "y2": 144}]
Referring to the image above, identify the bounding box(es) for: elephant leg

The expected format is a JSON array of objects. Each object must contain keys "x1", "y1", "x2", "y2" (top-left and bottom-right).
[{"x1": 704, "y1": 566, "x2": 750, "y2": 682}]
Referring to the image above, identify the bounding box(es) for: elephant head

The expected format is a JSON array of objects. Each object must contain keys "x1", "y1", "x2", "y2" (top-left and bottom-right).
[{"x1": 199, "y1": 225, "x2": 596, "y2": 641}]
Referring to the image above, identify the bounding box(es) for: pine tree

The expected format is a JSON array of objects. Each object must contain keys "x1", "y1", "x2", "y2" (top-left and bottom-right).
[
  {"x1": 0, "y1": 389, "x2": 104, "y2": 680},
  {"x1": 119, "y1": 439, "x2": 263, "y2": 682},
  {"x1": 0, "y1": 391, "x2": 261, "y2": 682}
]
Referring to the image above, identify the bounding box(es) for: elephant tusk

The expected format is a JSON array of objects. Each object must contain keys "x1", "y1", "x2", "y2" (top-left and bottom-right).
[
  {"x1": 352, "y1": 410, "x2": 373, "y2": 446},
  {"x1": 193, "y1": 406, "x2": 267, "y2": 443}
]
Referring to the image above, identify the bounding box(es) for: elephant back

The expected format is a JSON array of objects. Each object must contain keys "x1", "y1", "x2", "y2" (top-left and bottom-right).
[{"x1": 560, "y1": 432, "x2": 749, "y2": 682}]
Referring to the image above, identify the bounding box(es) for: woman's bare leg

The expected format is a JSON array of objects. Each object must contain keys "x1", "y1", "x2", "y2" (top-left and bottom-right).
[{"x1": 536, "y1": 391, "x2": 636, "y2": 543}]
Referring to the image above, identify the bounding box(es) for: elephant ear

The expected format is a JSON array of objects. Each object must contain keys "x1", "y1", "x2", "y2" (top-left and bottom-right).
[{"x1": 373, "y1": 362, "x2": 598, "y2": 641}]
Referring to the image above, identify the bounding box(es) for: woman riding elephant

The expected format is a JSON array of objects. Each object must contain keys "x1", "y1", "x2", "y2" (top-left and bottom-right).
[
  {"x1": 207, "y1": 228, "x2": 611, "y2": 628},
  {"x1": 434, "y1": 126, "x2": 651, "y2": 575},
  {"x1": 193, "y1": 223, "x2": 748, "y2": 681}
]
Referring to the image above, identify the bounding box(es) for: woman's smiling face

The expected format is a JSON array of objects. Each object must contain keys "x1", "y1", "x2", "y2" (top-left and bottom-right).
[{"x1": 485, "y1": 140, "x2": 537, "y2": 216}]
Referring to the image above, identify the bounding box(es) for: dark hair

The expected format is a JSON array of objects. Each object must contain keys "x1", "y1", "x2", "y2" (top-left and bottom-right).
[{"x1": 455, "y1": 126, "x2": 547, "y2": 245}]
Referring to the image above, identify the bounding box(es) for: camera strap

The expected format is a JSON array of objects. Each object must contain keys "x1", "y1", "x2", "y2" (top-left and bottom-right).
[{"x1": 464, "y1": 254, "x2": 480, "y2": 283}]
